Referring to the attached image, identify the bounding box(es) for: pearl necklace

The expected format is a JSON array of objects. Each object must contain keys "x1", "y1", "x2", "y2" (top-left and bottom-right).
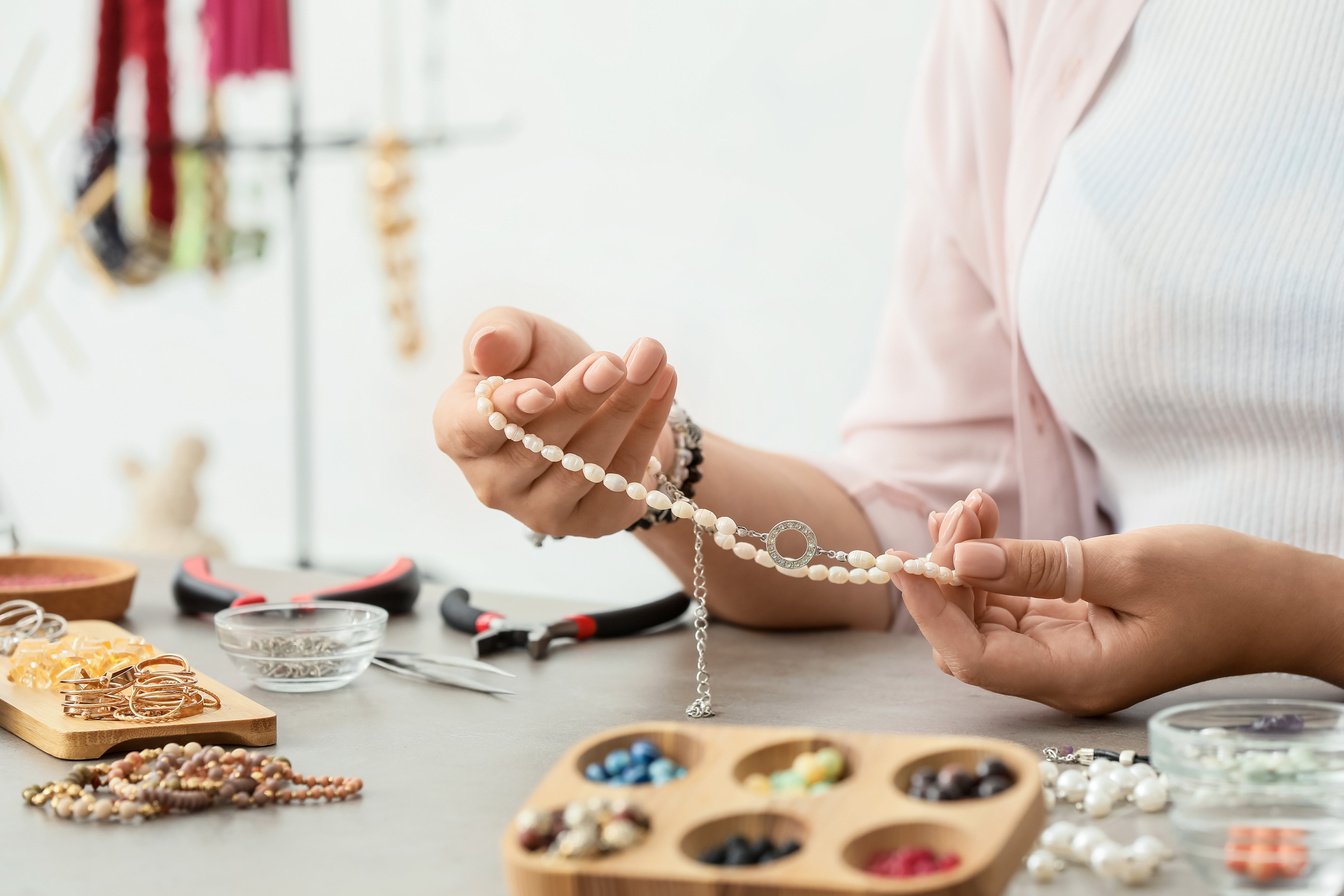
[{"x1": 475, "y1": 376, "x2": 964, "y2": 717}]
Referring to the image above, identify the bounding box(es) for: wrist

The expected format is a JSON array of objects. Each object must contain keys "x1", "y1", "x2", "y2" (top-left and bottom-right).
[{"x1": 1295, "y1": 549, "x2": 1344, "y2": 685}]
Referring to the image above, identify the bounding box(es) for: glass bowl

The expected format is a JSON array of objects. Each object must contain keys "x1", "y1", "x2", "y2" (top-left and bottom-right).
[
  {"x1": 213, "y1": 601, "x2": 387, "y2": 692},
  {"x1": 1150, "y1": 699, "x2": 1344, "y2": 896}
]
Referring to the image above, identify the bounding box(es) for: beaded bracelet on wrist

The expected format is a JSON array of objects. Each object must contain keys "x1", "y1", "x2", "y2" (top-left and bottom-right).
[
  {"x1": 626, "y1": 405, "x2": 702, "y2": 531},
  {"x1": 476, "y1": 375, "x2": 963, "y2": 718}
]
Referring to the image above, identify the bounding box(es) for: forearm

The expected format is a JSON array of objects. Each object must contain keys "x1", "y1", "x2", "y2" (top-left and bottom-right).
[
  {"x1": 634, "y1": 431, "x2": 893, "y2": 631},
  {"x1": 1296, "y1": 548, "x2": 1344, "y2": 687}
]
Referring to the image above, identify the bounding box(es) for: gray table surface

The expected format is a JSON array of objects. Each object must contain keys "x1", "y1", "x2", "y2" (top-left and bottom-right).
[{"x1": 2, "y1": 556, "x2": 1339, "y2": 895}]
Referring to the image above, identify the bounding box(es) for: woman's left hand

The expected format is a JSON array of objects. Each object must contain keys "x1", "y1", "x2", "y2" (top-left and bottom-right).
[{"x1": 894, "y1": 492, "x2": 1343, "y2": 714}]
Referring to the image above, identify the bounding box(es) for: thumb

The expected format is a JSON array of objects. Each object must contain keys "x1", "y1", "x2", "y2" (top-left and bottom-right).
[
  {"x1": 951, "y1": 537, "x2": 1091, "y2": 601},
  {"x1": 463, "y1": 308, "x2": 536, "y2": 375}
]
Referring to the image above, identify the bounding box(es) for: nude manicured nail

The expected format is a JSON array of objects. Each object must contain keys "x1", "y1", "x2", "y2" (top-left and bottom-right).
[
  {"x1": 583, "y1": 356, "x2": 625, "y2": 393},
  {"x1": 953, "y1": 542, "x2": 1006, "y2": 579},
  {"x1": 517, "y1": 388, "x2": 553, "y2": 414},
  {"x1": 966, "y1": 489, "x2": 983, "y2": 511},
  {"x1": 625, "y1": 338, "x2": 661, "y2": 386},
  {"x1": 651, "y1": 365, "x2": 675, "y2": 401},
  {"x1": 938, "y1": 501, "x2": 964, "y2": 544},
  {"x1": 468, "y1": 326, "x2": 496, "y2": 356}
]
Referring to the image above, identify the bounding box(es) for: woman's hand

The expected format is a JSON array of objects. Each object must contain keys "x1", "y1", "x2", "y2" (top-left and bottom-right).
[
  {"x1": 895, "y1": 493, "x2": 1344, "y2": 714},
  {"x1": 433, "y1": 307, "x2": 677, "y2": 538}
]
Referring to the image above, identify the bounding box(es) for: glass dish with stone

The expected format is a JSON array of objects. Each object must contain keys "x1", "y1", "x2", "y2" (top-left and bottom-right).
[
  {"x1": 213, "y1": 601, "x2": 387, "y2": 692},
  {"x1": 1150, "y1": 699, "x2": 1344, "y2": 896}
]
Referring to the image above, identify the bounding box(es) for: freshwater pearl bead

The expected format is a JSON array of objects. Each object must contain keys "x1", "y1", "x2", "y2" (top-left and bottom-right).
[
  {"x1": 733, "y1": 543, "x2": 757, "y2": 560},
  {"x1": 1089, "y1": 841, "x2": 1127, "y2": 878},
  {"x1": 922, "y1": 560, "x2": 939, "y2": 577},
  {"x1": 846, "y1": 569, "x2": 866, "y2": 584},
  {"x1": 603, "y1": 473, "x2": 627, "y2": 492},
  {"x1": 1129, "y1": 835, "x2": 1170, "y2": 867},
  {"x1": 1070, "y1": 827, "x2": 1111, "y2": 862},
  {"x1": 670, "y1": 501, "x2": 694, "y2": 519},
  {"x1": 827, "y1": 566, "x2": 849, "y2": 584},
  {"x1": 487, "y1": 375, "x2": 505, "y2": 389},
  {"x1": 1083, "y1": 790, "x2": 1113, "y2": 818},
  {"x1": 626, "y1": 481, "x2": 647, "y2": 501},
  {"x1": 777, "y1": 564, "x2": 808, "y2": 578},
  {"x1": 474, "y1": 381, "x2": 492, "y2": 397},
  {"x1": 846, "y1": 550, "x2": 876, "y2": 570},
  {"x1": 1107, "y1": 767, "x2": 1136, "y2": 795},
  {"x1": 936, "y1": 567, "x2": 953, "y2": 584},
  {"x1": 582, "y1": 463, "x2": 606, "y2": 483},
  {"x1": 542, "y1": 445, "x2": 564, "y2": 462},
  {"x1": 488, "y1": 412, "x2": 507, "y2": 431},
  {"x1": 874, "y1": 554, "x2": 902, "y2": 574},
  {"x1": 502, "y1": 423, "x2": 522, "y2": 440},
  {"x1": 715, "y1": 517, "x2": 736, "y2": 536},
  {"x1": 714, "y1": 532, "x2": 736, "y2": 550},
  {"x1": 693, "y1": 508, "x2": 716, "y2": 529},
  {"x1": 561, "y1": 453, "x2": 585, "y2": 472},
  {"x1": 903, "y1": 558, "x2": 923, "y2": 575},
  {"x1": 1056, "y1": 769, "x2": 1088, "y2": 803},
  {"x1": 867, "y1": 569, "x2": 891, "y2": 585},
  {"x1": 1088, "y1": 758, "x2": 1114, "y2": 777},
  {"x1": 476, "y1": 397, "x2": 495, "y2": 415},
  {"x1": 1040, "y1": 822, "x2": 1078, "y2": 857},
  {"x1": 807, "y1": 565, "x2": 829, "y2": 581},
  {"x1": 646, "y1": 491, "x2": 673, "y2": 511},
  {"x1": 1132, "y1": 778, "x2": 1167, "y2": 812},
  {"x1": 1026, "y1": 850, "x2": 1059, "y2": 882},
  {"x1": 754, "y1": 550, "x2": 775, "y2": 568},
  {"x1": 646, "y1": 455, "x2": 661, "y2": 475},
  {"x1": 523, "y1": 434, "x2": 544, "y2": 452}
]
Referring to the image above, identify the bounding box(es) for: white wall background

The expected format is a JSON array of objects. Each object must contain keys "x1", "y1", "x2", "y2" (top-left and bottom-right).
[{"x1": 0, "y1": 0, "x2": 936, "y2": 603}]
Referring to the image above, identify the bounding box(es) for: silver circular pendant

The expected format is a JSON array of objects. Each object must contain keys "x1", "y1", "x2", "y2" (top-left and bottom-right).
[{"x1": 765, "y1": 519, "x2": 818, "y2": 569}]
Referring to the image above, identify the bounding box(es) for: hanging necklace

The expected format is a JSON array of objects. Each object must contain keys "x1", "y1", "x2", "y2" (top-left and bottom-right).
[{"x1": 474, "y1": 377, "x2": 961, "y2": 718}]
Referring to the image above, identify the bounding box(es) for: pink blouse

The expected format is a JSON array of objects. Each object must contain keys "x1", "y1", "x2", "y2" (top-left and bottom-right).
[{"x1": 818, "y1": 0, "x2": 1146, "y2": 621}]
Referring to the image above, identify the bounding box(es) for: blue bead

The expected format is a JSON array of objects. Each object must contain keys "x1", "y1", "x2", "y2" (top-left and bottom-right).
[
  {"x1": 603, "y1": 749, "x2": 632, "y2": 777},
  {"x1": 674, "y1": 767, "x2": 688, "y2": 778},
  {"x1": 649, "y1": 758, "x2": 677, "y2": 780},
  {"x1": 584, "y1": 763, "x2": 607, "y2": 782},
  {"x1": 621, "y1": 764, "x2": 651, "y2": 785},
  {"x1": 629, "y1": 739, "x2": 661, "y2": 764}
]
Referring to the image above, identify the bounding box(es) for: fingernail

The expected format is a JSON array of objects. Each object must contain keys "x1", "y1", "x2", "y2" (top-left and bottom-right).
[
  {"x1": 938, "y1": 501, "x2": 964, "y2": 545},
  {"x1": 953, "y1": 542, "x2": 1006, "y2": 578},
  {"x1": 966, "y1": 489, "x2": 983, "y2": 511},
  {"x1": 625, "y1": 338, "x2": 661, "y2": 386},
  {"x1": 517, "y1": 388, "x2": 553, "y2": 414},
  {"x1": 469, "y1": 326, "x2": 497, "y2": 356},
  {"x1": 583, "y1": 356, "x2": 625, "y2": 393},
  {"x1": 651, "y1": 365, "x2": 675, "y2": 401}
]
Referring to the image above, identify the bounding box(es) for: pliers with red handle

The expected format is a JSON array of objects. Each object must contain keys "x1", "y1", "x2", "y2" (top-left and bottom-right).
[
  {"x1": 173, "y1": 555, "x2": 422, "y2": 615},
  {"x1": 440, "y1": 588, "x2": 689, "y2": 659}
]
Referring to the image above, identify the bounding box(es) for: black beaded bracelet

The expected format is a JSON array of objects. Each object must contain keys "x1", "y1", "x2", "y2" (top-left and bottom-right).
[{"x1": 627, "y1": 410, "x2": 702, "y2": 532}]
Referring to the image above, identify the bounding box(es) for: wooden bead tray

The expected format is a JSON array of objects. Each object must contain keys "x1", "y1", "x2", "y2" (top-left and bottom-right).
[{"x1": 503, "y1": 721, "x2": 1045, "y2": 896}]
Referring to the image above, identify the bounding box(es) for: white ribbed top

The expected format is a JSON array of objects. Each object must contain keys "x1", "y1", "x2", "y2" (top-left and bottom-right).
[{"x1": 1018, "y1": 0, "x2": 1344, "y2": 555}]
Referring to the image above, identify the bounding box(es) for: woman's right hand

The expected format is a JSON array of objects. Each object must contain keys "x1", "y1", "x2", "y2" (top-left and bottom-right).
[{"x1": 433, "y1": 307, "x2": 678, "y2": 538}]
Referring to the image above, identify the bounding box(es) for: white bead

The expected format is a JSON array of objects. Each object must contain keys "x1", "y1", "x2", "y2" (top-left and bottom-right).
[
  {"x1": 1056, "y1": 769, "x2": 1088, "y2": 803},
  {"x1": 1132, "y1": 778, "x2": 1167, "y2": 812},
  {"x1": 949, "y1": 572, "x2": 962, "y2": 586},
  {"x1": 754, "y1": 549, "x2": 775, "y2": 568},
  {"x1": 1118, "y1": 858, "x2": 1155, "y2": 886},
  {"x1": 502, "y1": 423, "x2": 523, "y2": 441},
  {"x1": 713, "y1": 532, "x2": 736, "y2": 550},
  {"x1": 827, "y1": 566, "x2": 849, "y2": 584},
  {"x1": 807, "y1": 565, "x2": 829, "y2": 581},
  {"x1": 476, "y1": 397, "x2": 495, "y2": 415},
  {"x1": 582, "y1": 463, "x2": 605, "y2": 483},
  {"x1": 486, "y1": 375, "x2": 505, "y2": 389},
  {"x1": 899, "y1": 558, "x2": 918, "y2": 575},
  {"x1": 777, "y1": 564, "x2": 808, "y2": 578},
  {"x1": 1128, "y1": 763, "x2": 1157, "y2": 781},
  {"x1": 1070, "y1": 827, "x2": 1111, "y2": 862},
  {"x1": 847, "y1": 568, "x2": 866, "y2": 584},
  {"x1": 670, "y1": 500, "x2": 694, "y2": 519},
  {"x1": 715, "y1": 517, "x2": 736, "y2": 536},
  {"x1": 646, "y1": 455, "x2": 661, "y2": 475},
  {"x1": 846, "y1": 550, "x2": 876, "y2": 570},
  {"x1": 874, "y1": 554, "x2": 902, "y2": 574},
  {"x1": 1088, "y1": 776, "x2": 1121, "y2": 802},
  {"x1": 561, "y1": 453, "x2": 584, "y2": 472},
  {"x1": 1026, "y1": 850, "x2": 1059, "y2": 883},
  {"x1": 1038, "y1": 761, "x2": 1059, "y2": 785},
  {"x1": 487, "y1": 412, "x2": 507, "y2": 431},
  {"x1": 936, "y1": 566, "x2": 954, "y2": 584},
  {"x1": 474, "y1": 381, "x2": 492, "y2": 397},
  {"x1": 541, "y1": 445, "x2": 564, "y2": 462},
  {"x1": 867, "y1": 569, "x2": 891, "y2": 585},
  {"x1": 1083, "y1": 790, "x2": 1113, "y2": 818},
  {"x1": 732, "y1": 542, "x2": 756, "y2": 560},
  {"x1": 1119, "y1": 749, "x2": 1136, "y2": 767},
  {"x1": 1087, "y1": 758, "x2": 1114, "y2": 778},
  {"x1": 693, "y1": 508, "x2": 716, "y2": 529},
  {"x1": 603, "y1": 473, "x2": 627, "y2": 492},
  {"x1": 1040, "y1": 822, "x2": 1077, "y2": 857},
  {"x1": 921, "y1": 559, "x2": 939, "y2": 577},
  {"x1": 1107, "y1": 767, "x2": 1136, "y2": 795},
  {"x1": 1129, "y1": 835, "x2": 1170, "y2": 866},
  {"x1": 646, "y1": 491, "x2": 672, "y2": 511},
  {"x1": 626, "y1": 482, "x2": 647, "y2": 501},
  {"x1": 523, "y1": 434, "x2": 544, "y2": 452},
  {"x1": 1089, "y1": 841, "x2": 1127, "y2": 879}
]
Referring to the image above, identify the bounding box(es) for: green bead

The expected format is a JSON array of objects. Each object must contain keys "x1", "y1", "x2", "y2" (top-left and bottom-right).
[
  {"x1": 809, "y1": 781, "x2": 833, "y2": 795},
  {"x1": 772, "y1": 770, "x2": 806, "y2": 793},
  {"x1": 815, "y1": 747, "x2": 845, "y2": 782}
]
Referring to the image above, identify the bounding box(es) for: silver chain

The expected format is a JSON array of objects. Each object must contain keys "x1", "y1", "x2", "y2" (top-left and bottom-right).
[{"x1": 657, "y1": 474, "x2": 714, "y2": 718}]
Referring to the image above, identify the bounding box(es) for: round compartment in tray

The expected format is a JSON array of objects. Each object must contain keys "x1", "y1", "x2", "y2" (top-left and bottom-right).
[
  {"x1": 0, "y1": 554, "x2": 137, "y2": 620},
  {"x1": 842, "y1": 820, "x2": 978, "y2": 880},
  {"x1": 894, "y1": 746, "x2": 1026, "y2": 802},
  {"x1": 680, "y1": 811, "x2": 807, "y2": 867},
  {"x1": 733, "y1": 736, "x2": 854, "y2": 794},
  {"x1": 574, "y1": 728, "x2": 704, "y2": 787}
]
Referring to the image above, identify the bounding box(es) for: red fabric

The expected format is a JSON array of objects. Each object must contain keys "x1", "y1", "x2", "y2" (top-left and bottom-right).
[
  {"x1": 202, "y1": 0, "x2": 293, "y2": 85},
  {"x1": 127, "y1": 0, "x2": 175, "y2": 229},
  {"x1": 90, "y1": 0, "x2": 124, "y2": 127}
]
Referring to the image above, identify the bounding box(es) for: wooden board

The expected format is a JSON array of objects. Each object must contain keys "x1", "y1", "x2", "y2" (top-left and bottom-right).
[
  {"x1": 503, "y1": 722, "x2": 1045, "y2": 896},
  {"x1": 0, "y1": 620, "x2": 276, "y2": 759},
  {"x1": 0, "y1": 554, "x2": 137, "y2": 620}
]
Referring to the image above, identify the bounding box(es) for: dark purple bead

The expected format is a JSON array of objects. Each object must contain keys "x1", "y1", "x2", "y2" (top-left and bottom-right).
[
  {"x1": 976, "y1": 774, "x2": 1014, "y2": 798},
  {"x1": 975, "y1": 757, "x2": 1012, "y2": 780},
  {"x1": 1249, "y1": 714, "x2": 1306, "y2": 734},
  {"x1": 908, "y1": 766, "x2": 938, "y2": 791}
]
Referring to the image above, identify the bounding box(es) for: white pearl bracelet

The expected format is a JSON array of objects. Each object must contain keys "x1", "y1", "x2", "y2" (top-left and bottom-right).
[{"x1": 475, "y1": 376, "x2": 963, "y2": 587}]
